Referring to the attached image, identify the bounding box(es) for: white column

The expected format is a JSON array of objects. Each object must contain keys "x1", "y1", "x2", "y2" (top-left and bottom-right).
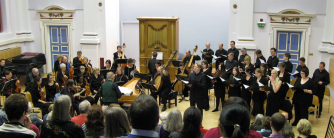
[
  {"x1": 15, "y1": 0, "x2": 30, "y2": 34},
  {"x1": 320, "y1": 0, "x2": 334, "y2": 53},
  {"x1": 104, "y1": 0, "x2": 120, "y2": 60}
]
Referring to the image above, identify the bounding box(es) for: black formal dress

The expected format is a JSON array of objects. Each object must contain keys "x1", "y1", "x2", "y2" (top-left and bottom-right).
[
  {"x1": 228, "y1": 75, "x2": 241, "y2": 98},
  {"x1": 266, "y1": 80, "x2": 284, "y2": 117},
  {"x1": 215, "y1": 49, "x2": 227, "y2": 69},
  {"x1": 56, "y1": 71, "x2": 69, "y2": 87},
  {"x1": 283, "y1": 61, "x2": 293, "y2": 73},
  {"x1": 213, "y1": 71, "x2": 227, "y2": 110},
  {"x1": 227, "y1": 48, "x2": 239, "y2": 61},
  {"x1": 278, "y1": 71, "x2": 290, "y2": 101},
  {"x1": 89, "y1": 74, "x2": 102, "y2": 94},
  {"x1": 124, "y1": 65, "x2": 136, "y2": 80},
  {"x1": 292, "y1": 78, "x2": 317, "y2": 124},
  {"x1": 255, "y1": 56, "x2": 266, "y2": 69},
  {"x1": 30, "y1": 86, "x2": 51, "y2": 116},
  {"x1": 177, "y1": 68, "x2": 189, "y2": 97},
  {"x1": 312, "y1": 69, "x2": 330, "y2": 116},
  {"x1": 241, "y1": 75, "x2": 254, "y2": 108},
  {"x1": 202, "y1": 68, "x2": 212, "y2": 110},
  {"x1": 188, "y1": 72, "x2": 206, "y2": 115},
  {"x1": 295, "y1": 65, "x2": 308, "y2": 78},
  {"x1": 45, "y1": 81, "x2": 57, "y2": 102},
  {"x1": 159, "y1": 73, "x2": 172, "y2": 105},
  {"x1": 252, "y1": 76, "x2": 268, "y2": 116},
  {"x1": 202, "y1": 49, "x2": 214, "y2": 64}
]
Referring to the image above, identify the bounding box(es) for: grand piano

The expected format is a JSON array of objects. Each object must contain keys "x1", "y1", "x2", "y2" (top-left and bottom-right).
[
  {"x1": 118, "y1": 78, "x2": 142, "y2": 103},
  {"x1": 6, "y1": 52, "x2": 46, "y2": 75}
]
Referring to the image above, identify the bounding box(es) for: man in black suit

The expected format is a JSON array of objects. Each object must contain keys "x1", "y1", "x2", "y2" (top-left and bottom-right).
[
  {"x1": 254, "y1": 49, "x2": 266, "y2": 69},
  {"x1": 296, "y1": 57, "x2": 308, "y2": 73},
  {"x1": 312, "y1": 62, "x2": 330, "y2": 118},
  {"x1": 227, "y1": 41, "x2": 239, "y2": 61},
  {"x1": 187, "y1": 63, "x2": 206, "y2": 115},
  {"x1": 73, "y1": 51, "x2": 82, "y2": 65},
  {"x1": 148, "y1": 52, "x2": 157, "y2": 78},
  {"x1": 202, "y1": 43, "x2": 214, "y2": 65},
  {"x1": 267, "y1": 48, "x2": 279, "y2": 73},
  {"x1": 239, "y1": 47, "x2": 248, "y2": 68},
  {"x1": 215, "y1": 43, "x2": 227, "y2": 69}
]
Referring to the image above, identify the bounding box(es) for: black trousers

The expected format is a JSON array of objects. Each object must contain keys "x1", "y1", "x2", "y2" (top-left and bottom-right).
[
  {"x1": 182, "y1": 86, "x2": 189, "y2": 97},
  {"x1": 190, "y1": 96, "x2": 204, "y2": 115},
  {"x1": 294, "y1": 103, "x2": 309, "y2": 124},
  {"x1": 160, "y1": 87, "x2": 171, "y2": 105},
  {"x1": 203, "y1": 88, "x2": 210, "y2": 110},
  {"x1": 215, "y1": 96, "x2": 224, "y2": 110},
  {"x1": 317, "y1": 86, "x2": 325, "y2": 115},
  {"x1": 151, "y1": 90, "x2": 160, "y2": 101}
]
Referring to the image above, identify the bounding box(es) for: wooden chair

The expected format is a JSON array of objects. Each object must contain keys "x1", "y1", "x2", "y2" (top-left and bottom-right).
[
  {"x1": 324, "y1": 87, "x2": 331, "y2": 113},
  {"x1": 286, "y1": 89, "x2": 294, "y2": 104},
  {"x1": 26, "y1": 92, "x2": 43, "y2": 118},
  {"x1": 291, "y1": 79, "x2": 297, "y2": 85},
  {"x1": 309, "y1": 95, "x2": 320, "y2": 119}
]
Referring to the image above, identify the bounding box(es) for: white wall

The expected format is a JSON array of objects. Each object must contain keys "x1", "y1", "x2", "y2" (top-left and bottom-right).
[{"x1": 119, "y1": 0, "x2": 230, "y2": 60}]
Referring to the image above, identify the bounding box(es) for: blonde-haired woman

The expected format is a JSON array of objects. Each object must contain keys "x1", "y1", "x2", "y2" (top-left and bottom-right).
[
  {"x1": 241, "y1": 55, "x2": 254, "y2": 72},
  {"x1": 296, "y1": 119, "x2": 317, "y2": 138},
  {"x1": 90, "y1": 67, "x2": 104, "y2": 103},
  {"x1": 266, "y1": 69, "x2": 283, "y2": 117}
]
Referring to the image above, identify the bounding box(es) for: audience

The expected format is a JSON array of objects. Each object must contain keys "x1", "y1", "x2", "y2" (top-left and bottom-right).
[
  {"x1": 160, "y1": 109, "x2": 182, "y2": 138},
  {"x1": 41, "y1": 95, "x2": 85, "y2": 138},
  {"x1": 27, "y1": 102, "x2": 43, "y2": 128},
  {"x1": 157, "y1": 112, "x2": 168, "y2": 135},
  {"x1": 103, "y1": 107, "x2": 131, "y2": 138},
  {"x1": 71, "y1": 100, "x2": 91, "y2": 126},
  {"x1": 296, "y1": 119, "x2": 316, "y2": 138},
  {"x1": 283, "y1": 130, "x2": 295, "y2": 138},
  {"x1": 119, "y1": 95, "x2": 159, "y2": 138},
  {"x1": 169, "y1": 107, "x2": 204, "y2": 138},
  {"x1": 0, "y1": 94, "x2": 37, "y2": 138},
  {"x1": 282, "y1": 113, "x2": 292, "y2": 132},
  {"x1": 0, "y1": 107, "x2": 8, "y2": 126},
  {"x1": 42, "y1": 104, "x2": 53, "y2": 121},
  {"x1": 257, "y1": 116, "x2": 272, "y2": 137},
  {"x1": 82, "y1": 105, "x2": 105, "y2": 138},
  {"x1": 269, "y1": 113, "x2": 288, "y2": 138},
  {"x1": 250, "y1": 114, "x2": 264, "y2": 131}
]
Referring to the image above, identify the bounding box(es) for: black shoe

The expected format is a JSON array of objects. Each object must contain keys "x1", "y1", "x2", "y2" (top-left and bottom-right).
[
  {"x1": 205, "y1": 108, "x2": 209, "y2": 111},
  {"x1": 161, "y1": 106, "x2": 167, "y2": 112},
  {"x1": 212, "y1": 109, "x2": 218, "y2": 112},
  {"x1": 309, "y1": 112, "x2": 314, "y2": 114}
]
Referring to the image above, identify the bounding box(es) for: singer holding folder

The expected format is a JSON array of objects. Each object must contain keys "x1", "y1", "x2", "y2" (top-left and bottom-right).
[
  {"x1": 266, "y1": 69, "x2": 283, "y2": 117},
  {"x1": 252, "y1": 68, "x2": 268, "y2": 116},
  {"x1": 187, "y1": 63, "x2": 206, "y2": 115},
  {"x1": 212, "y1": 63, "x2": 226, "y2": 112}
]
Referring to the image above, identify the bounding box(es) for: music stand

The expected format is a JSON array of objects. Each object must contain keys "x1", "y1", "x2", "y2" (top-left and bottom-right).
[
  {"x1": 114, "y1": 59, "x2": 128, "y2": 64},
  {"x1": 172, "y1": 61, "x2": 181, "y2": 67},
  {"x1": 1, "y1": 79, "x2": 17, "y2": 92},
  {"x1": 24, "y1": 82, "x2": 34, "y2": 92},
  {"x1": 100, "y1": 69, "x2": 114, "y2": 79},
  {"x1": 175, "y1": 74, "x2": 188, "y2": 81},
  {"x1": 140, "y1": 82, "x2": 157, "y2": 95},
  {"x1": 134, "y1": 73, "x2": 151, "y2": 82},
  {"x1": 136, "y1": 84, "x2": 145, "y2": 95}
]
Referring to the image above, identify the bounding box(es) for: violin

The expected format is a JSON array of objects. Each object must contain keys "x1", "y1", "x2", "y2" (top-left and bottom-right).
[
  {"x1": 79, "y1": 56, "x2": 85, "y2": 64},
  {"x1": 69, "y1": 67, "x2": 74, "y2": 79},
  {"x1": 15, "y1": 81, "x2": 21, "y2": 93},
  {"x1": 56, "y1": 84, "x2": 60, "y2": 93},
  {"x1": 87, "y1": 60, "x2": 92, "y2": 76},
  {"x1": 85, "y1": 78, "x2": 91, "y2": 96},
  {"x1": 40, "y1": 87, "x2": 46, "y2": 101},
  {"x1": 62, "y1": 73, "x2": 68, "y2": 87}
]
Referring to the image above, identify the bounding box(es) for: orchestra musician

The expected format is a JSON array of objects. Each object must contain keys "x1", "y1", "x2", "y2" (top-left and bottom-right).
[
  {"x1": 90, "y1": 68, "x2": 104, "y2": 102},
  {"x1": 148, "y1": 52, "x2": 158, "y2": 78},
  {"x1": 266, "y1": 69, "x2": 283, "y2": 117},
  {"x1": 240, "y1": 55, "x2": 254, "y2": 73},
  {"x1": 202, "y1": 43, "x2": 214, "y2": 65},
  {"x1": 113, "y1": 45, "x2": 126, "y2": 68},
  {"x1": 57, "y1": 63, "x2": 69, "y2": 87},
  {"x1": 77, "y1": 66, "x2": 88, "y2": 78},
  {"x1": 53, "y1": 54, "x2": 62, "y2": 73},
  {"x1": 151, "y1": 61, "x2": 161, "y2": 79},
  {"x1": 296, "y1": 57, "x2": 308, "y2": 73},
  {"x1": 30, "y1": 76, "x2": 51, "y2": 116},
  {"x1": 73, "y1": 51, "x2": 83, "y2": 65},
  {"x1": 98, "y1": 72, "x2": 123, "y2": 106},
  {"x1": 83, "y1": 57, "x2": 92, "y2": 70},
  {"x1": 240, "y1": 67, "x2": 254, "y2": 108},
  {"x1": 227, "y1": 41, "x2": 239, "y2": 61},
  {"x1": 45, "y1": 73, "x2": 59, "y2": 102},
  {"x1": 228, "y1": 67, "x2": 241, "y2": 98},
  {"x1": 183, "y1": 50, "x2": 201, "y2": 70},
  {"x1": 215, "y1": 43, "x2": 227, "y2": 70},
  {"x1": 312, "y1": 62, "x2": 330, "y2": 118},
  {"x1": 75, "y1": 75, "x2": 95, "y2": 105},
  {"x1": 0, "y1": 59, "x2": 6, "y2": 78},
  {"x1": 187, "y1": 63, "x2": 206, "y2": 115},
  {"x1": 61, "y1": 55, "x2": 71, "y2": 71},
  {"x1": 0, "y1": 71, "x2": 20, "y2": 97},
  {"x1": 201, "y1": 60, "x2": 212, "y2": 111},
  {"x1": 60, "y1": 79, "x2": 81, "y2": 116},
  {"x1": 124, "y1": 58, "x2": 136, "y2": 80},
  {"x1": 115, "y1": 67, "x2": 128, "y2": 84},
  {"x1": 175, "y1": 62, "x2": 189, "y2": 101},
  {"x1": 212, "y1": 63, "x2": 226, "y2": 112},
  {"x1": 283, "y1": 53, "x2": 293, "y2": 74},
  {"x1": 152, "y1": 66, "x2": 172, "y2": 112},
  {"x1": 238, "y1": 48, "x2": 248, "y2": 68},
  {"x1": 267, "y1": 48, "x2": 279, "y2": 74},
  {"x1": 101, "y1": 59, "x2": 113, "y2": 78},
  {"x1": 292, "y1": 68, "x2": 317, "y2": 126},
  {"x1": 252, "y1": 68, "x2": 268, "y2": 116},
  {"x1": 254, "y1": 49, "x2": 266, "y2": 69},
  {"x1": 25, "y1": 68, "x2": 41, "y2": 88}
]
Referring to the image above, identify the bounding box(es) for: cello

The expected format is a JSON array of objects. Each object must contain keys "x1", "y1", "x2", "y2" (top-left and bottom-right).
[
  {"x1": 154, "y1": 51, "x2": 177, "y2": 92},
  {"x1": 185, "y1": 45, "x2": 198, "y2": 74},
  {"x1": 85, "y1": 78, "x2": 91, "y2": 96}
]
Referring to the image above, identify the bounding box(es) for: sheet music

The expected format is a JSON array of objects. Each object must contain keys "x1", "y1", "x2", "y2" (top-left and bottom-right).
[
  {"x1": 181, "y1": 80, "x2": 189, "y2": 84},
  {"x1": 212, "y1": 55, "x2": 219, "y2": 60},
  {"x1": 287, "y1": 83, "x2": 294, "y2": 88},
  {"x1": 258, "y1": 81, "x2": 264, "y2": 87},
  {"x1": 118, "y1": 86, "x2": 133, "y2": 96},
  {"x1": 273, "y1": 67, "x2": 280, "y2": 71},
  {"x1": 207, "y1": 75, "x2": 214, "y2": 80},
  {"x1": 243, "y1": 84, "x2": 249, "y2": 89},
  {"x1": 225, "y1": 67, "x2": 232, "y2": 72},
  {"x1": 221, "y1": 54, "x2": 227, "y2": 57},
  {"x1": 155, "y1": 52, "x2": 163, "y2": 60},
  {"x1": 290, "y1": 70, "x2": 299, "y2": 75},
  {"x1": 219, "y1": 77, "x2": 225, "y2": 82},
  {"x1": 233, "y1": 76, "x2": 241, "y2": 81},
  {"x1": 260, "y1": 59, "x2": 266, "y2": 64}
]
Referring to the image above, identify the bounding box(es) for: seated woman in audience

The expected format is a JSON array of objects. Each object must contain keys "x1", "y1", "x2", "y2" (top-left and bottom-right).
[
  {"x1": 103, "y1": 107, "x2": 131, "y2": 138},
  {"x1": 169, "y1": 107, "x2": 204, "y2": 138},
  {"x1": 30, "y1": 76, "x2": 51, "y2": 116},
  {"x1": 45, "y1": 73, "x2": 59, "y2": 102},
  {"x1": 82, "y1": 105, "x2": 105, "y2": 138},
  {"x1": 250, "y1": 114, "x2": 264, "y2": 131},
  {"x1": 41, "y1": 95, "x2": 85, "y2": 138},
  {"x1": 296, "y1": 119, "x2": 316, "y2": 138},
  {"x1": 256, "y1": 116, "x2": 272, "y2": 137},
  {"x1": 159, "y1": 109, "x2": 182, "y2": 138}
]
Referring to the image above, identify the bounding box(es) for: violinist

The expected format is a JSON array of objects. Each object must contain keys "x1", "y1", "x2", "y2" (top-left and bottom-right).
[
  {"x1": 124, "y1": 58, "x2": 136, "y2": 80},
  {"x1": 83, "y1": 57, "x2": 92, "y2": 73},
  {"x1": 77, "y1": 66, "x2": 88, "y2": 80},
  {"x1": 115, "y1": 67, "x2": 128, "y2": 84},
  {"x1": 0, "y1": 71, "x2": 19, "y2": 97},
  {"x1": 57, "y1": 63, "x2": 69, "y2": 87},
  {"x1": 76, "y1": 75, "x2": 94, "y2": 105},
  {"x1": 30, "y1": 76, "x2": 51, "y2": 116},
  {"x1": 73, "y1": 51, "x2": 83, "y2": 65},
  {"x1": 45, "y1": 73, "x2": 59, "y2": 102},
  {"x1": 90, "y1": 68, "x2": 104, "y2": 103},
  {"x1": 53, "y1": 54, "x2": 62, "y2": 73}
]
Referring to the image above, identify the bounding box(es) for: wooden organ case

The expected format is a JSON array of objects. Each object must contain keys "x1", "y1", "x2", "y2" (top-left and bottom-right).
[{"x1": 137, "y1": 17, "x2": 179, "y2": 81}]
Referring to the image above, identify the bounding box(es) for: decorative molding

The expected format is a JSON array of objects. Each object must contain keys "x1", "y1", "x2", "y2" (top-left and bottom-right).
[
  {"x1": 79, "y1": 39, "x2": 101, "y2": 45},
  {"x1": 83, "y1": 34, "x2": 98, "y2": 36},
  {"x1": 0, "y1": 37, "x2": 34, "y2": 46},
  {"x1": 268, "y1": 9, "x2": 315, "y2": 24},
  {"x1": 37, "y1": 5, "x2": 75, "y2": 19},
  {"x1": 16, "y1": 32, "x2": 32, "y2": 35}
]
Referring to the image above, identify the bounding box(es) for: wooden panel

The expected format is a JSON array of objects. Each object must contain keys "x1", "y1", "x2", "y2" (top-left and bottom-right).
[
  {"x1": 330, "y1": 59, "x2": 334, "y2": 91},
  {"x1": 0, "y1": 47, "x2": 21, "y2": 60}
]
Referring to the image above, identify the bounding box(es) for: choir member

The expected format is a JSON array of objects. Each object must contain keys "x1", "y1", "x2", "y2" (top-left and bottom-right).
[
  {"x1": 312, "y1": 62, "x2": 330, "y2": 118},
  {"x1": 53, "y1": 54, "x2": 62, "y2": 73},
  {"x1": 228, "y1": 67, "x2": 241, "y2": 98},
  {"x1": 0, "y1": 59, "x2": 6, "y2": 78},
  {"x1": 267, "y1": 48, "x2": 279, "y2": 73},
  {"x1": 148, "y1": 52, "x2": 158, "y2": 77},
  {"x1": 278, "y1": 62, "x2": 290, "y2": 101},
  {"x1": 215, "y1": 43, "x2": 227, "y2": 70},
  {"x1": 227, "y1": 41, "x2": 239, "y2": 61},
  {"x1": 45, "y1": 73, "x2": 59, "y2": 102},
  {"x1": 124, "y1": 58, "x2": 136, "y2": 80},
  {"x1": 115, "y1": 67, "x2": 128, "y2": 84},
  {"x1": 154, "y1": 66, "x2": 172, "y2": 112},
  {"x1": 240, "y1": 66, "x2": 254, "y2": 108},
  {"x1": 30, "y1": 76, "x2": 51, "y2": 116},
  {"x1": 292, "y1": 68, "x2": 317, "y2": 126},
  {"x1": 283, "y1": 53, "x2": 293, "y2": 73},
  {"x1": 241, "y1": 55, "x2": 254, "y2": 72},
  {"x1": 183, "y1": 50, "x2": 201, "y2": 65},
  {"x1": 73, "y1": 51, "x2": 83, "y2": 65},
  {"x1": 296, "y1": 57, "x2": 308, "y2": 73},
  {"x1": 239, "y1": 47, "x2": 248, "y2": 68},
  {"x1": 201, "y1": 60, "x2": 212, "y2": 111},
  {"x1": 0, "y1": 71, "x2": 19, "y2": 97},
  {"x1": 212, "y1": 63, "x2": 226, "y2": 112},
  {"x1": 57, "y1": 63, "x2": 69, "y2": 87},
  {"x1": 61, "y1": 55, "x2": 70, "y2": 71},
  {"x1": 202, "y1": 43, "x2": 214, "y2": 65},
  {"x1": 175, "y1": 62, "x2": 189, "y2": 100},
  {"x1": 25, "y1": 68, "x2": 41, "y2": 87},
  {"x1": 266, "y1": 69, "x2": 283, "y2": 117},
  {"x1": 254, "y1": 50, "x2": 266, "y2": 69},
  {"x1": 225, "y1": 53, "x2": 238, "y2": 77},
  {"x1": 260, "y1": 64, "x2": 269, "y2": 77},
  {"x1": 252, "y1": 68, "x2": 268, "y2": 116},
  {"x1": 187, "y1": 63, "x2": 206, "y2": 115}
]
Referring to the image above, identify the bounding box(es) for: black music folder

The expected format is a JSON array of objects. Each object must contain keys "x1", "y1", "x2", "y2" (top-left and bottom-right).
[
  {"x1": 1, "y1": 79, "x2": 17, "y2": 92},
  {"x1": 258, "y1": 81, "x2": 271, "y2": 91},
  {"x1": 100, "y1": 69, "x2": 114, "y2": 79},
  {"x1": 134, "y1": 73, "x2": 151, "y2": 80},
  {"x1": 287, "y1": 83, "x2": 302, "y2": 91},
  {"x1": 139, "y1": 82, "x2": 157, "y2": 91},
  {"x1": 114, "y1": 59, "x2": 128, "y2": 64}
]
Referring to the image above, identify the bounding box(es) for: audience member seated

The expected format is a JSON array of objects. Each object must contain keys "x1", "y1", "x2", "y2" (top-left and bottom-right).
[
  {"x1": 27, "y1": 102, "x2": 43, "y2": 128},
  {"x1": 269, "y1": 113, "x2": 288, "y2": 138},
  {"x1": 0, "y1": 94, "x2": 37, "y2": 138},
  {"x1": 119, "y1": 95, "x2": 159, "y2": 138},
  {"x1": 257, "y1": 116, "x2": 272, "y2": 137},
  {"x1": 103, "y1": 107, "x2": 131, "y2": 138},
  {"x1": 169, "y1": 107, "x2": 204, "y2": 138},
  {"x1": 282, "y1": 113, "x2": 292, "y2": 132},
  {"x1": 159, "y1": 109, "x2": 182, "y2": 138},
  {"x1": 250, "y1": 114, "x2": 264, "y2": 131},
  {"x1": 41, "y1": 95, "x2": 85, "y2": 138},
  {"x1": 82, "y1": 105, "x2": 105, "y2": 138},
  {"x1": 0, "y1": 108, "x2": 8, "y2": 125},
  {"x1": 71, "y1": 100, "x2": 91, "y2": 126},
  {"x1": 283, "y1": 130, "x2": 295, "y2": 138},
  {"x1": 296, "y1": 119, "x2": 316, "y2": 138},
  {"x1": 29, "y1": 124, "x2": 40, "y2": 138},
  {"x1": 204, "y1": 97, "x2": 263, "y2": 138},
  {"x1": 42, "y1": 104, "x2": 53, "y2": 121},
  {"x1": 157, "y1": 112, "x2": 168, "y2": 135}
]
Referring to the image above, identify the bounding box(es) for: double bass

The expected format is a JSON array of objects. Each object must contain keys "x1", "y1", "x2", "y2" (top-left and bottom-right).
[
  {"x1": 185, "y1": 45, "x2": 198, "y2": 74},
  {"x1": 154, "y1": 51, "x2": 177, "y2": 92}
]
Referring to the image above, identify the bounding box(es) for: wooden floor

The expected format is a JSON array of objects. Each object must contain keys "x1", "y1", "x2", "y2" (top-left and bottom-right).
[{"x1": 19, "y1": 74, "x2": 332, "y2": 138}]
